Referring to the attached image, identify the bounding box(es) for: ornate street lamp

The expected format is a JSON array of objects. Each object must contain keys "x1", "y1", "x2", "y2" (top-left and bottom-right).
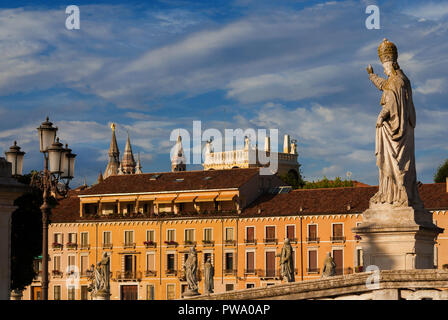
[
  {"x1": 5, "y1": 141, "x2": 25, "y2": 176},
  {"x1": 31, "y1": 117, "x2": 76, "y2": 300}
]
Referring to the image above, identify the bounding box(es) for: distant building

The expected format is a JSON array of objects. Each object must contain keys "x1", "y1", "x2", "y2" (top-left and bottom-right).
[
  {"x1": 203, "y1": 134, "x2": 300, "y2": 180},
  {"x1": 22, "y1": 172, "x2": 448, "y2": 300}
]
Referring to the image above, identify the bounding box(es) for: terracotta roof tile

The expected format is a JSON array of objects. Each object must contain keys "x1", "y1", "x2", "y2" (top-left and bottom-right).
[
  {"x1": 242, "y1": 183, "x2": 448, "y2": 216},
  {"x1": 79, "y1": 168, "x2": 259, "y2": 195},
  {"x1": 51, "y1": 181, "x2": 448, "y2": 223}
]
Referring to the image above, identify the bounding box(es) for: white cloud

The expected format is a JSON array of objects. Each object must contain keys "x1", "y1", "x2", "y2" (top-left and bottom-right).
[
  {"x1": 415, "y1": 78, "x2": 446, "y2": 95},
  {"x1": 403, "y1": 2, "x2": 448, "y2": 21}
]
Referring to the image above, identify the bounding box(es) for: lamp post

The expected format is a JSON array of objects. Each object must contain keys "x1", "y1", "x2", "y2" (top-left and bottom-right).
[
  {"x1": 5, "y1": 141, "x2": 25, "y2": 176},
  {"x1": 32, "y1": 117, "x2": 76, "y2": 300}
]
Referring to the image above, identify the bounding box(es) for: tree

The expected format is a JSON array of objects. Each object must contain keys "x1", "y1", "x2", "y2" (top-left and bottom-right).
[
  {"x1": 434, "y1": 159, "x2": 448, "y2": 183},
  {"x1": 278, "y1": 168, "x2": 305, "y2": 189},
  {"x1": 302, "y1": 176, "x2": 354, "y2": 189},
  {"x1": 10, "y1": 172, "x2": 43, "y2": 292}
]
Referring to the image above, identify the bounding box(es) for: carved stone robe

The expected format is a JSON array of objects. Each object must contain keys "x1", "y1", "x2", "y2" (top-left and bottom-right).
[{"x1": 369, "y1": 69, "x2": 422, "y2": 208}]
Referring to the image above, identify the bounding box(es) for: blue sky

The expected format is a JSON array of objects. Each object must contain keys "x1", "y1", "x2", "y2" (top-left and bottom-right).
[{"x1": 0, "y1": 0, "x2": 447, "y2": 186}]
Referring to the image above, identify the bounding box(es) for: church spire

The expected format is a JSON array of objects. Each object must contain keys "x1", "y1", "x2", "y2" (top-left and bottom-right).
[
  {"x1": 171, "y1": 131, "x2": 186, "y2": 172},
  {"x1": 121, "y1": 131, "x2": 136, "y2": 174},
  {"x1": 104, "y1": 123, "x2": 120, "y2": 179},
  {"x1": 135, "y1": 153, "x2": 143, "y2": 174}
]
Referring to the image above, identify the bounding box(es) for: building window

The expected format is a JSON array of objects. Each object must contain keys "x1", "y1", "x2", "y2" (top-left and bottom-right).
[
  {"x1": 184, "y1": 229, "x2": 195, "y2": 244},
  {"x1": 203, "y1": 228, "x2": 213, "y2": 244},
  {"x1": 246, "y1": 283, "x2": 255, "y2": 289},
  {"x1": 146, "y1": 253, "x2": 155, "y2": 276},
  {"x1": 167, "y1": 284, "x2": 175, "y2": 300},
  {"x1": 53, "y1": 233, "x2": 63, "y2": 248},
  {"x1": 225, "y1": 252, "x2": 234, "y2": 273},
  {"x1": 67, "y1": 233, "x2": 77, "y2": 245},
  {"x1": 146, "y1": 285, "x2": 155, "y2": 300},
  {"x1": 146, "y1": 230, "x2": 155, "y2": 242},
  {"x1": 225, "y1": 284, "x2": 234, "y2": 291},
  {"x1": 286, "y1": 225, "x2": 295, "y2": 242},
  {"x1": 308, "y1": 250, "x2": 318, "y2": 273},
  {"x1": 307, "y1": 224, "x2": 319, "y2": 242},
  {"x1": 167, "y1": 229, "x2": 175, "y2": 242},
  {"x1": 355, "y1": 248, "x2": 363, "y2": 272},
  {"x1": 68, "y1": 255, "x2": 76, "y2": 272},
  {"x1": 265, "y1": 251, "x2": 276, "y2": 277},
  {"x1": 81, "y1": 285, "x2": 88, "y2": 300},
  {"x1": 80, "y1": 232, "x2": 89, "y2": 249},
  {"x1": 80, "y1": 255, "x2": 89, "y2": 276},
  {"x1": 246, "y1": 251, "x2": 255, "y2": 274},
  {"x1": 265, "y1": 226, "x2": 276, "y2": 243},
  {"x1": 54, "y1": 285, "x2": 61, "y2": 300},
  {"x1": 67, "y1": 287, "x2": 75, "y2": 300},
  {"x1": 333, "y1": 249, "x2": 343, "y2": 275},
  {"x1": 245, "y1": 226, "x2": 255, "y2": 244},
  {"x1": 124, "y1": 231, "x2": 135, "y2": 248},
  {"x1": 331, "y1": 224, "x2": 345, "y2": 242},
  {"x1": 103, "y1": 231, "x2": 112, "y2": 248},
  {"x1": 225, "y1": 228, "x2": 234, "y2": 240},
  {"x1": 53, "y1": 255, "x2": 61, "y2": 273},
  {"x1": 166, "y1": 254, "x2": 175, "y2": 272}
]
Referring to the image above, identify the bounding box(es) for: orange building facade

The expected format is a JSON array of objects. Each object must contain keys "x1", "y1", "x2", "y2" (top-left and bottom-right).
[{"x1": 23, "y1": 170, "x2": 448, "y2": 300}]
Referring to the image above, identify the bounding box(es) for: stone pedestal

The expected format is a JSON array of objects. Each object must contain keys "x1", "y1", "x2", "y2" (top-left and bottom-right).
[
  {"x1": 183, "y1": 289, "x2": 200, "y2": 297},
  {"x1": 353, "y1": 205, "x2": 443, "y2": 270},
  {"x1": 92, "y1": 290, "x2": 111, "y2": 300},
  {"x1": 0, "y1": 158, "x2": 29, "y2": 300}
]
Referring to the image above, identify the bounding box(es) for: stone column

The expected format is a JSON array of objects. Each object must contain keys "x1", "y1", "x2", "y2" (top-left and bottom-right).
[{"x1": 0, "y1": 158, "x2": 29, "y2": 300}]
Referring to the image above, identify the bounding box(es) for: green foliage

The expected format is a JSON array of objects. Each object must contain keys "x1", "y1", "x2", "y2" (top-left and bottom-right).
[
  {"x1": 278, "y1": 167, "x2": 305, "y2": 189},
  {"x1": 302, "y1": 176, "x2": 354, "y2": 189},
  {"x1": 434, "y1": 159, "x2": 448, "y2": 183},
  {"x1": 10, "y1": 172, "x2": 43, "y2": 291}
]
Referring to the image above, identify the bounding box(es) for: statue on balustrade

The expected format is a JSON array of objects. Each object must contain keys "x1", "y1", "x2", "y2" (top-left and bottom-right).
[{"x1": 183, "y1": 245, "x2": 200, "y2": 296}]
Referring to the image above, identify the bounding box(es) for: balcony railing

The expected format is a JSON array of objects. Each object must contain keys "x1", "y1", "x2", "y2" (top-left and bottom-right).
[
  {"x1": 307, "y1": 268, "x2": 320, "y2": 274},
  {"x1": 102, "y1": 243, "x2": 113, "y2": 249},
  {"x1": 80, "y1": 243, "x2": 90, "y2": 250},
  {"x1": 183, "y1": 240, "x2": 196, "y2": 246},
  {"x1": 52, "y1": 270, "x2": 63, "y2": 278},
  {"x1": 202, "y1": 240, "x2": 214, "y2": 247},
  {"x1": 164, "y1": 241, "x2": 178, "y2": 247},
  {"x1": 165, "y1": 269, "x2": 177, "y2": 276},
  {"x1": 306, "y1": 237, "x2": 320, "y2": 243},
  {"x1": 115, "y1": 271, "x2": 142, "y2": 281},
  {"x1": 244, "y1": 239, "x2": 257, "y2": 245},
  {"x1": 143, "y1": 241, "x2": 156, "y2": 248},
  {"x1": 264, "y1": 238, "x2": 278, "y2": 245},
  {"x1": 244, "y1": 269, "x2": 258, "y2": 276},
  {"x1": 145, "y1": 270, "x2": 157, "y2": 277},
  {"x1": 66, "y1": 243, "x2": 77, "y2": 250},
  {"x1": 331, "y1": 236, "x2": 346, "y2": 243},
  {"x1": 123, "y1": 242, "x2": 136, "y2": 249},
  {"x1": 224, "y1": 269, "x2": 237, "y2": 276},
  {"x1": 287, "y1": 238, "x2": 297, "y2": 244},
  {"x1": 261, "y1": 269, "x2": 278, "y2": 279},
  {"x1": 224, "y1": 240, "x2": 236, "y2": 246},
  {"x1": 52, "y1": 243, "x2": 63, "y2": 250}
]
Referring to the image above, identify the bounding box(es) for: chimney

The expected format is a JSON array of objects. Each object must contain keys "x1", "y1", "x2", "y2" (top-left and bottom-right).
[
  {"x1": 283, "y1": 134, "x2": 290, "y2": 154},
  {"x1": 265, "y1": 136, "x2": 271, "y2": 152}
]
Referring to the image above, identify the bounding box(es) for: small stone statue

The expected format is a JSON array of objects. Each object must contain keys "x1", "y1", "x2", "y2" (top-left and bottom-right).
[
  {"x1": 204, "y1": 257, "x2": 214, "y2": 294},
  {"x1": 88, "y1": 252, "x2": 111, "y2": 299},
  {"x1": 277, "y1": 238, "x2": 295, "y2": 282},
  {"x1": 183, "y1": 245, "x2": 200, "y2": 296},
  {"x1": 321, "y1": 252, "x2": 336, "y2": 278}
]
